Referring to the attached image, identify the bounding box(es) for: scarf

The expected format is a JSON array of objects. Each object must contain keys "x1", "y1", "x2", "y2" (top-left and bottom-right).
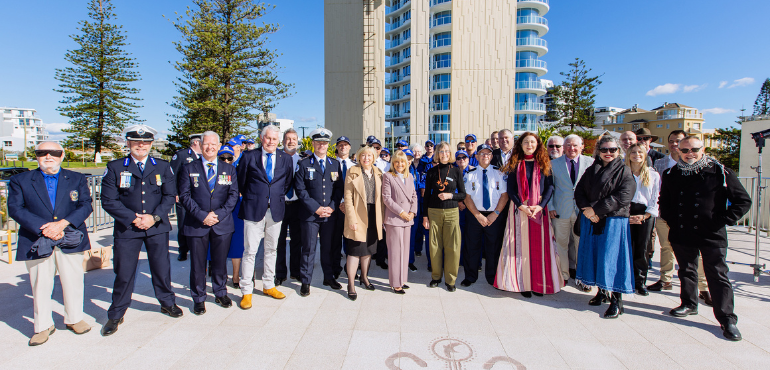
[
  {"x1": 676, "y1": 155, "x2": 727, "y2": 187},
  {"x1": 517, "y1": 160, "x2": 542, "y2": 224}
]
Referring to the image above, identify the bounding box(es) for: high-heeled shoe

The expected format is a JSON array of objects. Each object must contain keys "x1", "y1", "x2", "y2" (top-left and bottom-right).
[
  {"x1": 359, "y1": 276, "x2": 375, "y2": 291},
  {"x1": 347, "y1": 289, "x2": 358, "y2": 301},
  {"x1": 402, "y1": 284, "x2": 410, "y2": 289},
  {"x1": 391, "y1": 287, "x2": 406, "y2": 295},
  {"x1": 232, "y1": 279, "x2": 240, "y2": 289}
]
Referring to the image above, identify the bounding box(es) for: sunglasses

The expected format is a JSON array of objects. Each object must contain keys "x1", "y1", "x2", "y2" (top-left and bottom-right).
[
  {"x1": 465, "y1": 140, "x2": 476, "y2": 143},
  {"x1": 35, "y1": 150, "x2": 63, "y2": 157},
  {"x1": 219, "y1": 156, "x2": 234, "y2": 162},
  {"x1": 548, "y1": 144, "x2": 562, "y2": 149},
  {"x1": 598, "y1": 147, "x2": 619, "y2": 153},
  {"x1": 679, "y1": 147, "x2": 702, "y2": 154},
  {"x1": 638, "y1": 136, "x2": 652, "y2": 141},
  {"x1": 457, "y1": 156, "x2": 468, "y2": 160}
]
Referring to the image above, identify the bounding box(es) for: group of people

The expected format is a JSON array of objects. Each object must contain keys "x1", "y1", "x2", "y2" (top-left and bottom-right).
[{"x1": 8, "y1": 124, "x2": 751, "y2": 347}]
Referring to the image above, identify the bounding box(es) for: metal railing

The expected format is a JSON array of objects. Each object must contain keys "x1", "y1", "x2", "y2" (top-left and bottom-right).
[
  {"x1": 516, "y1": 58, "x2": 547, "y2": 69},
  {"x1": 431, "y1": 59, "x2": 451, "y2": 69},
  {"x1": 517, "y1": 0, "x2": 549, "y2": 4},
  {"x1": 516, "y1": 37, "x2": 548, "y2": 48},
  {"x1": 737, "y1": 177, "x2": 770, "y2": 236},
  {"x1": 431, "y1": 0, "x2": 451, "y2": 6},
  {"x1": 515, "y1": 102, "x2": 546, "y2": 112},
  {"x1": 516, "y1": 15, "x2": 548, "y2": 27},
  {"x1": 515, "y1": 81, "x2": 546, "y2": 90}
]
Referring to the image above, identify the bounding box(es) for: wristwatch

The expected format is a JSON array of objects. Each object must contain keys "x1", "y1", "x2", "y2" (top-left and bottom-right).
[{"x1": 152, "y1": 214, "x2": 161, "y2": 223}]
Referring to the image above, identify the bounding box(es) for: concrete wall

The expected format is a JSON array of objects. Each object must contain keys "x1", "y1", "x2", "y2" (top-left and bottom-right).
[
  {"x1": 408, "y1": 0, "x2": 431, "y2": 145},
  {"x1": 325, "y1": 0, "x2": 386, "y2": 148}
]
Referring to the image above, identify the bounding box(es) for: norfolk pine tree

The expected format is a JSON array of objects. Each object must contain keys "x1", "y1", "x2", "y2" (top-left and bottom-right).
[
  {"x1": 55, "y1": 0, "x2": 142, "y2": 160},
  {"x1": 547, "y1": 58, "x2": 603, "y2": 132},
  {"x1": 168, "y1": 0, "x2": 293, "y2": 146},
  {"x1": 753, "y1": 78, "x2": 770, "y2": 116}
]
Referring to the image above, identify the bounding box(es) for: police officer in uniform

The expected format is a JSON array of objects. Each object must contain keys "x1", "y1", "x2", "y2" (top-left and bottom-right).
[
  {"x1": 101, "y1": 125, "x2": 181, "y2": 336},
  {"x1": 294, "y1": 128, "x2": 344, "y2": 296},
  {"x1": 170, "y1": 133, "x2": 202, "y2": 261}
]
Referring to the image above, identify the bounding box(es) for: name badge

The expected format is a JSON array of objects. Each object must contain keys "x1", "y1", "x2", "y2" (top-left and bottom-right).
[
  {"x1": 496, "y1": 181, "x2": 500, "y2": 190},
  {"x1": 308, "y1": 168, "x2": 315, "y2": 181},
  {"x1": 190, "y1": 173, "x2": 200, "y2": 187},
  {"x1": 447, "y1": 177, "x2": 454, "y2": 182},
  {"x1": 156, "y1": 174, "x2": 162, "y2": 186},
  {"x1": 120, "y1": 172, "x2": 132, "y2": 188},
  {"x1": 472, "y1": 182, "x2": 476, "y2": 191}
]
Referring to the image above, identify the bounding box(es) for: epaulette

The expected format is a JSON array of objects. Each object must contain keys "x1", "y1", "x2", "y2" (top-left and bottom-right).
[{"x1": 467, "y1": 167, "x2": 478, "y2": 173}]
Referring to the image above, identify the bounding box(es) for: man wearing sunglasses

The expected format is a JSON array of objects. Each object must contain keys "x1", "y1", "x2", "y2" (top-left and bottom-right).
[
  {"x1": 8, "y1": 142, "x2": 93, "y2": 346},
  {"x1": 546, "y1": 136, "x2": 564, "y2": 159},
  {"x1": 659, "y1": 136, "x2": 751, "y2": 341},
  {"x1": 464, "y1": 134, "x2": 479, "y2": 167},
  {"x1": 170, "y1": 133, "x2": 202, "y2": 262},
  {"x1": 101, "y1": 124, "x2": 180, "y2": 336}
]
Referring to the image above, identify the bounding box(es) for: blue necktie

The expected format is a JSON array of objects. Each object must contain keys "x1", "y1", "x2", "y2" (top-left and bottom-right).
[
  {"x1": 137, "y1": 161, "x2": 144, "y2": 174},
  {"x1": 287, "y1": 185, "x2": 294, "y2": 199},
  {"x1": 207, "y1": 163, "x2": 215, "y2": 194},
  {"x1": 266, "y1": 153, "x2": 273, "y2": 182},
  {"x1": 320, "y1": 159, "x2": 325, "y2": 174},
  {"x1": 483, "y1": 169, "x2": 491, "y2": 210},
  {"x1": 342, "y1": 160, "x2": 347, "y2": 181}
]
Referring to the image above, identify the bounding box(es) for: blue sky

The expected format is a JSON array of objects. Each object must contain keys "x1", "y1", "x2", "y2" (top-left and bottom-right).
[{"x1": 1, "y1": 0, "x2": 768, "y2": 142}]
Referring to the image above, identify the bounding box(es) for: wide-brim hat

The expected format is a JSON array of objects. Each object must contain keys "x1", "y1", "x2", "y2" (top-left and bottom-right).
[{"x1": 634, "y1": 128, "x2": 659, "y2": 142}]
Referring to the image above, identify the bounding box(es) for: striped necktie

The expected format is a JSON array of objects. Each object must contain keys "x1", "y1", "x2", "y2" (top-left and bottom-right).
[
  {"x1": 137, "y1": 161, "x2": 144, "y2": 174},
  {"x1": 207, "y1": 163, "x2": 216, "y2": 194}
]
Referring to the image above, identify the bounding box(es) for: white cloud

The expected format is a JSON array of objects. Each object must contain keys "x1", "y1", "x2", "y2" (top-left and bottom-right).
[
  {"x1": 718, "y1": 81, "x2": 728, "y2": 89},
  {"x1": 728, "y1": 77, "x2": 755, "y2": 88},
  {"x1": 683, "y1": 84, "x2": 706, "y2": 93},
  {"x1": 646, "y1": 83, "x2": 680, "y2": 97},
  {"x1": 702, "y1": 108, "x2": 736, "y2": 115}
]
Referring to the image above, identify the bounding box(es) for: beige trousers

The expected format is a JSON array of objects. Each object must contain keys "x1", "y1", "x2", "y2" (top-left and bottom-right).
[
  {"x1": 25, "y1": 248, "x2": 86, "y2": 333},
  {"x1": 552, "y1": 213, "x2": 579, "y2": 281},
  {"x1": 656, "y1": 218, "x2": 707, "y2": 290}
]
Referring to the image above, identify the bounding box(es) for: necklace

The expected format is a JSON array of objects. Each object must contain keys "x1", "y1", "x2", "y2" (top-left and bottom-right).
[{"x1": 437, "y1": 165, "x2": 449, "y2": 191}]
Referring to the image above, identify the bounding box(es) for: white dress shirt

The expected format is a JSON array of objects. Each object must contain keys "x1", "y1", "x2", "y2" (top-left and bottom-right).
[
  {"x1": 463, "y1": 165, "x2": 507, "y2": 212},
  {"x1": 131, "y1": 155, "x2": 148, "y2": 169},
  {"x1": 631, "y1": 171, "x2": 661, "y2": 217},
  {"x1": 285, "y1": 152, "x2": 300, "y2": 201},
  {"x1": 501, "y1": 150, "x2": 512, "y2": 165},
  {"x1": 375, "y1": 157, "x2": 390, "y2": 173},
  {"x1": 262, "y1": 149, "x2": 276, "y2": 181}
]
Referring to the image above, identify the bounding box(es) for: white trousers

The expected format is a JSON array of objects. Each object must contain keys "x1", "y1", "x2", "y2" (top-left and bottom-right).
[
  {"x1": 241, "y1": 209, "x2": 283, "y2": 294},
  {"x1": 552, "y1": 213, "x2": 579, "y2": 281},
  {"x1": 25, "y1": 248, "x2": 85, "y2": 333}
]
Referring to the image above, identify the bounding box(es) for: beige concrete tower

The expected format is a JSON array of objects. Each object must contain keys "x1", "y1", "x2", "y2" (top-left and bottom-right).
[{"x1": 325, "y1": 0, "x2": 386, "y2": 148}]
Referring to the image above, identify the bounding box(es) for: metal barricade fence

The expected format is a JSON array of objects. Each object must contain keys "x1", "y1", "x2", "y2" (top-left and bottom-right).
[{"x1": 737, "y1": 177, "x2": 770, "y2": 236}]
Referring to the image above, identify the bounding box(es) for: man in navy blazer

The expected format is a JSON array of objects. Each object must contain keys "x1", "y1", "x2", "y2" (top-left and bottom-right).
[
  {"x1": 178, "y1": 131, "x2": 239, "y2": 314},
  {"x1": 237, "y1": 125, "x2": 293, "y2": 308},
  {"x1": 8, "y1": 142, "x2": 93, "y2": 346},
  {"x1": 294, "y1": 128, "x2": 344, "y2": 297},
  {"x1": 100, "y1": 125, "x2": 180, "y2": 336}
]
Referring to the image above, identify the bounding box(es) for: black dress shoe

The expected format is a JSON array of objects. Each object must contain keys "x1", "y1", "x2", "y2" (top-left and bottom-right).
[
  {"x1": 177, "y1": 253, "x2": 188, "y2": 261},
  {"x1": 532, "y1": 292, "x2": 543, "y2": 297},
  {"x1": 323, "y1": 279, "x2": 343, "y2": 290},
  {"x1": 378, "y1": 261, "x2": 389, "y2": 270},
  {"x1": 391, "y1": 287, "x2": 406, "y2": 295},
  {"x1": 670, "y1": 304, "x2": 698, "y2": 317},
  {"x1": 636, "y1": 285, "x2": 649, "y2": 296},
  {"x1": 193, "y1": 302, "x2": 206, "y2": 315},
  {"x1": 647, "y1": 280, "x2": 672, "y2": 291},
  {"x1": 409, "y1": 263, "x2": 418, "y2": 272},
  {"x1": 520, "y1": 292, "x2": 532, "y2": 298},
  {"x1": 101, "y1": 318, "x2": 123, "y2": 336},
  {"x1": 402, "y1": 284, "x2": 410, "y2": 289},
  {"x1": 588, "y1": 290, "x2": 609, "y2": 306},
  {"x1": 299, "y1": 283, "x2": 311, "y2": 297},
  {"x1": 359, "y1": 277, "x2": 375, "y2": 291},
  {"x1": 275, "y1": 278, "x2": 286, "y2": 286},
  {"x1": 347, "y1": 290, "x2": 358, "y2": 301},
  {"x1": 446, "y1": 284, "x2": 456, "y2": 292},
  {"x1": 460, "y1": 279, "x2": 473, "y2": 287},
  {"x1": 415, "y1": 251, "x2": 422, "y2": 257},
  {"x1": 232, "y1": 279, "x2": 240, "y2": 289},
  {"x1": 721, "y1": 323, "x2": 742, "y2": 341},
  {"x1": 161, "y1": 305, "x2": 184, "y2": 318},
  {"x1": 569, "y1": 268, "x2": 577, "y2": 279},
  {"x1": 215, "y1": 295, "x2": 233, "y2": 308},
  {"x1": 429, "y1": 279, "x2": 441, "y2": 288}
]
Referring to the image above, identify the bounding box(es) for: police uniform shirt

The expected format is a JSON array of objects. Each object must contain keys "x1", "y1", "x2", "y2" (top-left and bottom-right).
[
  {"x1": 464, "y1": 165, "x2": 507, "y2": 212},
  {"x1": 375, "y1": 157, "x2": 390, "y2": 173},
  {"x1": 132, "y1": 155, "x2": 148, "y2": 170},
  {"x1": 286, "y1": 152, "x2": 300, "y2": 201}
]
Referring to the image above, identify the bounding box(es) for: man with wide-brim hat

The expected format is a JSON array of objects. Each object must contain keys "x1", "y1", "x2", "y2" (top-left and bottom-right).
[{"x1": 634, "y1": 128, "x2": 665, "y2": 164}]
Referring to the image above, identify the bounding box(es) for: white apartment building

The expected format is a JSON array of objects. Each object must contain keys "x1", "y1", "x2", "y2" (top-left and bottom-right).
[
  {"x1": 594, "y1": 106, "x2": 625, "y2": 127},
  {"x1": 0, "y1": 107, "x2": 50, "y2": 152},
  {"x1": 258, "y1": 113, "x2": 295, "y2": 139}
]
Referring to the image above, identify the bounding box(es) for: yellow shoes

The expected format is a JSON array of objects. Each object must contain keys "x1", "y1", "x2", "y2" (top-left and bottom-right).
[
  {"x1": 264, "y1": 287, "x2": 286, "y2": 299},
  {"x1": 240, "y1": 294, "x2": 252, "y2": 310},
  {"x1": 28, "y1": 325, "x2": 55, "y2": 346}
]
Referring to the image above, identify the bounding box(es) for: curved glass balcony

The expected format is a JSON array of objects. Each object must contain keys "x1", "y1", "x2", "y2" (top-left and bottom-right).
[
  {"x1": 431, "y1": 102, "x2": 451, "y2": 111},
  {"x1": 386, "y1": 0, "x2": 411, "y2": 15},
  {"x1": 515, "y1": 81, "x2": 546, "y2": 91},
  {"x1": 431, "y1": 81, "x2": 451, "y2": 90},
  {"x1": 431, "y1": 33, "x2": 451, "y2": 49},
  {"x1": 431, "y1": 0, "x2": 451, "y2": 6},
  {"x1": 516, "y1": 37, "x2": 547, "y2": 48},
  {"x1": 431, "y1": 11, "x2": 451, "y2": 28},
  {"x1": 515, "y1": 102, "x2": 546, "y2": 112},
  {"x1": 516, "y1": 15, "x2": 548, "y2": 27},
  {"x1": 515, "y1": 58, "x2": 547, "y2": 69}
]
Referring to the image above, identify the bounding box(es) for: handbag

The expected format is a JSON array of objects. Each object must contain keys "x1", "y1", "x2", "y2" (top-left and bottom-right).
[{"x1": 83, "y1": 245, "x2": 113, "y2": 271}]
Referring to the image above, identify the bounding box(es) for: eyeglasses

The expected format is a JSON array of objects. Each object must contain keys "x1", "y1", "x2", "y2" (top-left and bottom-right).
[
  {"x1": 219, "y1": 156, "x2": 234, "y2": 162},
  {"x1": 598, "y1": 147, "x2": 619, "y2": 153},
  {"x1": 35, "y1": 150, "x2": 63, "y2": 157},
  {"x1": 478, "y1": 152, "x2": 492, "y2": 157},
  {"x1": 548, "y1": 144, "x2": 562, "y2": 149},
  {"x1": 679, "y1": 147, "x2": 702, "y2": 154}
]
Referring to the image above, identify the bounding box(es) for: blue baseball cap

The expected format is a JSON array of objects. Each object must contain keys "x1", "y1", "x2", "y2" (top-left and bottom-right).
[
  {"x1": 402, "y1": 149, "x2": 415, "y2": 158},
  {"x1": 455, "y1": 150, "x2": 469, "y2": 159},
  {"x1": 425, "y1": 139, "x2": 435, "y2": 146},
  {"x1": 227, "y1": 137, "x2": 242, "y2": 146},
  {"x1": 465, "y1": 134, "x2": 477, "y2": 143},
  {"x1": 476, "y1": 144, "x2": 493, "y2": 153},
  {"x1": 366, "y1": 135, "x2": 377, "y2": 145},
  {"x1": 369, "y1": 138, "x2": 382, "y2": 146},
  {"x1": 235, "y1": 134, "x2": 248, "y2": 141},
  {"x1": 396, "y1": 140, "x2": 409, "y2": 147},
  {"x1": 245, "y1": 138, "x2": 255, "y2": 144},
  {"x1": 218, "y1": 146, "x2": 235, "y2": 156},
  {"x1": 336, "y1": 136, "x2": 351, "y2": 145},
  {"x1": 381, "y1": 147, "x2": 391, "y2": 155}
]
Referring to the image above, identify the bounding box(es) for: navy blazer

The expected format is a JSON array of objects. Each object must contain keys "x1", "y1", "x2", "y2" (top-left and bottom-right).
[
  {"x1": 237, "y1": 148, "x2": 293, "y2": 223},
  {"x1": 8, "y1": 169, "x2": 93, "y2": 261},
  {"x1": 178, "y1": 159, "x2": 239, "y2": 236},
  {"x1": 294, "y1": 155, "x2": 344, "y2": 222},
  {"x1": 101, "y1": 156, "x2": 176, "y2": 238},
  {"x1": 507, "y1": 163, "x2": 555, "y2": 209}
]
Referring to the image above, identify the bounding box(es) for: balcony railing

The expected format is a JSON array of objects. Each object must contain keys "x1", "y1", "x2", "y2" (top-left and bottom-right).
[
  {"x1": 431, "y1": 81, "x2": 451, "y2": 90},
  {"x1": 515, "y1": 81, "x2": 545, "y2": 90},
  {"x1": 516, "y1": 16, "x2": 548, "y2": 27},
  {"x1": 431, "y1": 0, "x2": 451, "y2": 6},
  {"x1": 515, "y1": 58, "x2": 547, "y2": 69},
  {"x1": 431, "y1": 16, "x2": 451, "y2": 28},
  {"x1": 387, "y1": 36, "x2": 411, "y2": 50},
  {"x1": 431, "y1": 102, "x2": 451, "y2": 111},
  {"x1": 517, "y1": 0, "x2": 549, "y2": 4},
  {"x1": 515, "y1": 102, "x2": 546, "y2": 112},
  {"x1": 431, "y1": 59, "x2": 451, "y2": 69},
  {"x1": 386, "y1": 0, "x2": 411, "y2": 14},
  {"x1": 432, "y1": 123, "x2": 450, "y2": 131},
  {"x1": 516, "y1": 37, "x2": 548, "y2": 48},
  {"x1": 431, "y1": 37, "x2": 451, "y2": 49}
]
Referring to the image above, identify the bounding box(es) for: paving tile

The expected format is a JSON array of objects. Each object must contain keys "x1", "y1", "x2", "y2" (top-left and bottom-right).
[
  {"x1": 345, "y1": 330, "x2": 400, "y2": 359},
  {"x1": 292, "y1": 329, "x2": 353, "y2": 357},
  {"x1": 284, "y1": 354, "x2": 345, "y2": 370}
]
